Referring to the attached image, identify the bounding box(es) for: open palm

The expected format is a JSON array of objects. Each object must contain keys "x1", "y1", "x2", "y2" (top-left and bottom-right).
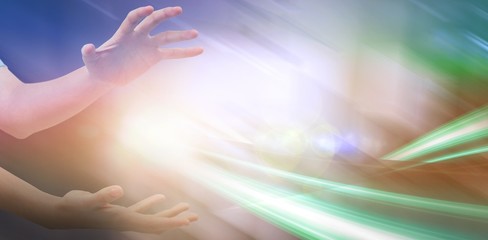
[
  {"x1": 52, "y1": 185, "x2": 197, "y2": 233},
  {"x1": 82, "y1": 6, "x2": 203, "y2": 85}
]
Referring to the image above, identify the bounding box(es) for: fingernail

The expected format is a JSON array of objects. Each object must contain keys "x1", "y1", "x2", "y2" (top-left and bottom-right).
[
  {"x1": 189, "y1": 30, "x2": 198, "y2": 37},
  {"x1": 109, "y1": 188, "x2": 122, "y2": 197}
]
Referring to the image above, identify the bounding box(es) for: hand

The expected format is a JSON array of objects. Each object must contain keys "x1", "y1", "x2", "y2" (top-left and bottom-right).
[
  {"x1": 81, "y1": 6, "x2": 203, "y2": 85},
  {"x1": 49, "y1": 185, "x2": 198, "y2": 233}
]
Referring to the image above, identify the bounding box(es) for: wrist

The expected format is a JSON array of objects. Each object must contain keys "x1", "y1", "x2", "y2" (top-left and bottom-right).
[
  {"x1": 86, "y1": 70, "x2": 118, "y2": 91},
  {"x1": 27, "y1": 191, "x2": 63, "y2": 229}
]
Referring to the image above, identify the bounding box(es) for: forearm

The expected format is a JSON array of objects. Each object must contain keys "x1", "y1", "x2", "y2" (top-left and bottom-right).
[
  {"x1": 1, "y1": 67, "x2": 114, "y2": 138},
  {"x1": 0, "y1": 167, "x2": 60, "y2": 227},
  {"x1": 0, "y1": 4, "x2": 201, "y2": 139}
]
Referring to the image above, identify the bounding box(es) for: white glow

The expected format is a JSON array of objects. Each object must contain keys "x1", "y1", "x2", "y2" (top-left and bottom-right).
[{"x1": 118, "y1": 110, "x2": 195, "y2": 160}]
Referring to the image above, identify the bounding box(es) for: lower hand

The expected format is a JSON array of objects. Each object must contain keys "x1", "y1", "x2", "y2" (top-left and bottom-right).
[{"x1": 47, "y1": 185, "x2": 197, "y2": 234}]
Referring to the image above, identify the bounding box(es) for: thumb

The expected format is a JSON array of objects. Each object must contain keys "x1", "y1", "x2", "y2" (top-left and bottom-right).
[
  {"x1": 81, "y1": 43, "x2": 97, "y2": 63},
  {"x1": 91, "y1": 185, "x2": 124, "y2": 207}
]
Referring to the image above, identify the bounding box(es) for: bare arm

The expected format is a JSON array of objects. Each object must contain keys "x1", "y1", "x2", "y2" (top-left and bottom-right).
[
  {"x1": 0, "y1": 166, "x2": 197, "y2": 233},
  {"x1": 0, "y1": 166, "x2": 60, "y2": 224},
  {"x1": 0, "y1": 6, "x2": 202, "y2": 139},
  {"x1": 0, "y1": 66, "x2": 113, "y2": 138}
]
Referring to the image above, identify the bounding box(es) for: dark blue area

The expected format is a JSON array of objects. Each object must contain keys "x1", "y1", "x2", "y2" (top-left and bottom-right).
[
  {"x1": 0, "y1": 0, "x2": 134, "y2": 83},
  {"x1": 0, "y1": 0, "x2": 209, "y2": 83}
]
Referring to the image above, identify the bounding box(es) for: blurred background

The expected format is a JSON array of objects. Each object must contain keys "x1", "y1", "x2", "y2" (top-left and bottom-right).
[{"x1": 1, "y1": 0, "x2": 488, "y2": 239}]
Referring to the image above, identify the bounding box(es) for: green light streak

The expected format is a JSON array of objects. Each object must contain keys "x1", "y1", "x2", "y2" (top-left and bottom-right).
[
  {"x1": 424, "y1": 145, "x2": 488, "y2": 163},
  {"x1": 198, "y1": 150, "x2": 488, "y2": 221},
  {"x1": 188, "y1": 163, "x2": 459, "y2": 240},
  {"x1": 398, "y1": 128, "x2": 488, "y2": 161},
  {"x1": 191, "y1": 164, "x2": 342, "y2": 239},
  {"x1": 391, "y1": 144, "x2": 488, "y2": 171},
  {"x1": 382, "y1": 105, "x2": 488, "y2": 161}
]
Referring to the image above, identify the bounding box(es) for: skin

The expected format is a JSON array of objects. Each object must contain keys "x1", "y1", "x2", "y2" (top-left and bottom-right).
[
  {"x1": 0, "y1": 6, "x2": 203, "y2": 139},
  {"x1": 0, "y1": 167, "x2": 198, "y2": 233},
  {"x1": 0, "y1": 5, "x2": 201, "y2": 233}
]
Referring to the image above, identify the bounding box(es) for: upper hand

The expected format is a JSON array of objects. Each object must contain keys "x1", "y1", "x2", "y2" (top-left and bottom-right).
[{"x1": 81, "y1": 6, "x2": 203, "y2": 85}]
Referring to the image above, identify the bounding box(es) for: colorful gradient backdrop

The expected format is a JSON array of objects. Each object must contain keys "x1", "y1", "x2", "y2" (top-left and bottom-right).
[{"x1": 1, "y1": 0, "x2": 488, "y2": 239}]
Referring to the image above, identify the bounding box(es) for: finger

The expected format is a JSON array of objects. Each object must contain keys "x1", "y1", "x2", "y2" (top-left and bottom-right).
[
  {"x1": 159, "y1": 47, "x2": 204, "y2": 59},
  {"x1": 156, "y1": 202, "x2": 189, "y2": 217},
  {"x1": 184, "y1": 212, "x2": 199, "y2": 222},
  {"x1": 128, "y1": 194, "x2": 166, "y2": 213},
  {"x1": 127, "y1": 214, "x2": 190, "y2": 233},
  {"x1": 81, "y1": 43, "x2": 97, "y2": 63},
  {"x1": 162, "y1": 217, "x2": 191, "y2": 228},
  {"x1": 134, "y1": 6, "x2": 182, "y2": 35},
  {"x1": 117, "y1": 6, "x2": 154, "y2": 35},
  {"x1": 152, "y1": 29, "x2": 198, "y2": 45},
  {"x1": 90, "y1": 185, "x2": 124, "y2": 207}
]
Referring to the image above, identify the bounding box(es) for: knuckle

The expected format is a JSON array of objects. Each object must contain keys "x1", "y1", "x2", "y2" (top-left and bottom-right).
[
  {"x1": 147, "y1": 15, "x2": 158, "y2": 25},
  {"x1": 159, "y1": 33, "x2": 169, "y2": 43},
  {"x1": 127, "y1": 9, "x2": 141, "y2": 23}
]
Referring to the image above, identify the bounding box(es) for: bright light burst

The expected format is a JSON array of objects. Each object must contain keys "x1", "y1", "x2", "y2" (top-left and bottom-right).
[
  {"x1": 117, "y1": 110, "x2": 197, "y2": 159},
  {"x1": 115, "y1": 109, "x2": 486, "y2": 239},
  {"x1": 110, "y1": 3, "x2": 488, "y2": 237}
]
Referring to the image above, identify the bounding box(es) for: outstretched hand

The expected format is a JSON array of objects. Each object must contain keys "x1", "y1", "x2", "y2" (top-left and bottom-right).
[
  {"x1": 82, "y1": 6, "x2": 203, "y2": 85},
  {"x1": 50, "y1": 185, "x2": 197, "y2": 233}
]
